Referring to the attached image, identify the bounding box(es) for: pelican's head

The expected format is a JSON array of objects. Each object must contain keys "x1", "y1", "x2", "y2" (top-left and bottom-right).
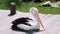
[{"x1": 30, "y1": 7, "x2": 38, "y2": 15}]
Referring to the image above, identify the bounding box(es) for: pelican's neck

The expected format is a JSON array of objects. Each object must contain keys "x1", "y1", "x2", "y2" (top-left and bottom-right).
[
  {"x1": 29, "y1": 7, "x2": 40, "y2": 26},
  {"x1": 30, "y1": 11, "x2": 40, "y2": 28},
  {"x1": 32, "y1": 11, "x2": 40, "y2": 24}
]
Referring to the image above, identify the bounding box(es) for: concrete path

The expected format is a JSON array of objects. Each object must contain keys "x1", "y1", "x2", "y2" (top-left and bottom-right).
[{"x1": 0, "y1": 10, "x2": 60, "y2": 34}]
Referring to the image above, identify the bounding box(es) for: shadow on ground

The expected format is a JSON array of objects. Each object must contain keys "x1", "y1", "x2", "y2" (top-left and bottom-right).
[
  {"x1": 8, "y1": 14, "x2": 16, "y2": 16},
  {"x1": 11, "y1": 27, "x2": 43, "y2": 34},
  {"x1": 26, "y1": 30, "x2": 43, "y2": 34}
]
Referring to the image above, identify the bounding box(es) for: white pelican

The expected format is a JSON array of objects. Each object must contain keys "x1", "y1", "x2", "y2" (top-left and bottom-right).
[{"x1": 11, "y1": 7, "x2": 45, "y2": 31}]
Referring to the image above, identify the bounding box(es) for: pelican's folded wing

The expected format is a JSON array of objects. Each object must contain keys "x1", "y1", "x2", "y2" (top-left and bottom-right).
[{"x1": 17, "y1": 24, "x2": 31, "y2": 31}]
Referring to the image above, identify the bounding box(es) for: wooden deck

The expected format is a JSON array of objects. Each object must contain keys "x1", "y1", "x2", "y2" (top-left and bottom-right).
[{"x1": 0, "y1": 10, "x2": 60, "y2": 34}]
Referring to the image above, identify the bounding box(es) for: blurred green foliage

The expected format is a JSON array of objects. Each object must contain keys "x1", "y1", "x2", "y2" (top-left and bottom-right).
[{"x1": 0, "y1": 0, "x2": 60, "y2": 14}]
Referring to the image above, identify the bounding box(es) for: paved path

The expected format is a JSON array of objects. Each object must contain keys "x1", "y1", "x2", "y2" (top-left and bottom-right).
[{"x1": 0, "y1": 10, "x2": 60, "y2": 34}]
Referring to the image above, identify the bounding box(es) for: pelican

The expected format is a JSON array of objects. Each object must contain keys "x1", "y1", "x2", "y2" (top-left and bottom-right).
[{"x1": 11, "y1": 7, "x2": 45, "y2": 31}]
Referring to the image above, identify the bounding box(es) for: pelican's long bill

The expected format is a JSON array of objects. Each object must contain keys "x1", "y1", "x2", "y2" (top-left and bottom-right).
[{"x1": 33, "y1": 11, "x2": 45, "y2": 31}]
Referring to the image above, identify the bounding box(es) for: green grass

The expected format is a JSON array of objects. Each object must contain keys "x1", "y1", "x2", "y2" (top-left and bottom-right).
[
  {"x1": 16, "y1": 2, "x2": 39, "y2": 12},
  {"x1": 17, "y1": 2, "x2": 60, "y2": 14},
  {"x1": 38, "y1": 7, "x2": 60, "y2": 14},
  {"x1": 0, "y1": 2, "x2": 60, "y2": 14}
]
